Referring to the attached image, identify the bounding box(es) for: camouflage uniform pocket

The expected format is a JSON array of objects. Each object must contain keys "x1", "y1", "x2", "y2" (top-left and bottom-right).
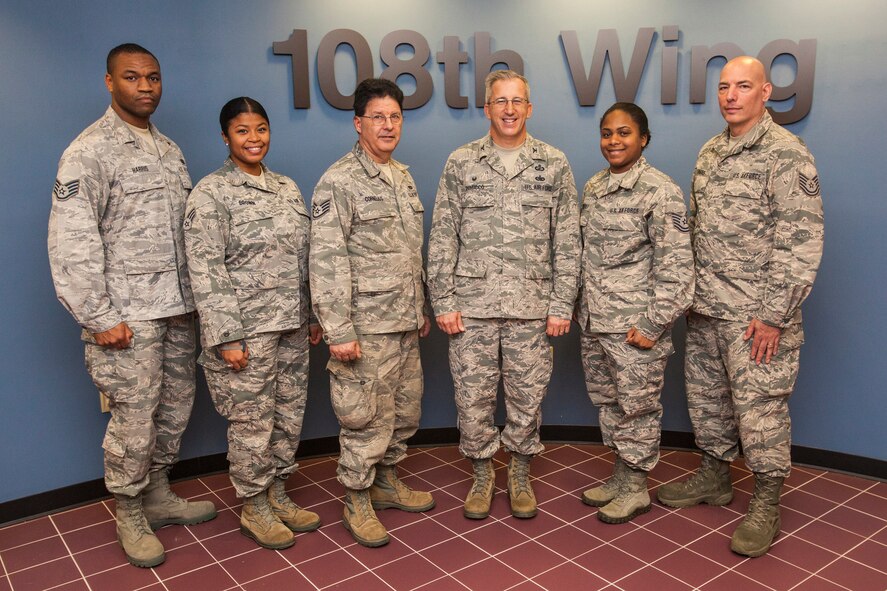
[
  {"x1": 741, "y1": 325, "x2": 803, "y2": 398},
  {"x1": 84, "y1": 343, "x2": 138, "y2": 403},
  {"x1": 328, "y1": 360, "x2": 376, "y2": 430},
  {"x1": 101, "y1": 431, "x2": 127, "y2": 458}
]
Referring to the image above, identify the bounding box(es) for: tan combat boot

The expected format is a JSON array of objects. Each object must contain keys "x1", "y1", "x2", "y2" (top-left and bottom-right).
[
  {"x1": 142, "y1": 469, "x2": 217, "y2": 529},
  {"x1": 268, "y1": 477, "x2": 321, "y2": 532},
  {"x1": 598, "y1": 467, "x2": 651, "y2": 524},
  {"x1": 507, "y1": 453, "x2": 537, "y2": 519},
  {"x1": 657, "y1": 452, "x2": 733, "y2": 508},
  {"x1": 114, "y1": 494, "x2": 165, "y2": 568},
  {"x1": 240, "y1": 491, "x2": 295, "y2": 549},
  {"x1": 369, "y1": 464, "x2": 435, "y2": 512},
  {"x1": 464, "y1": 458, "x2": 495, "y2": 519},
  {"x1": 582, "y1": 456, "x2": 627, "y2": 507},
  {"x1": 343, "y1": 488, "x2": 390, "y2": 547},
  {"x1": 730, "y1": 474, "x2": 783, "y2": 557}
]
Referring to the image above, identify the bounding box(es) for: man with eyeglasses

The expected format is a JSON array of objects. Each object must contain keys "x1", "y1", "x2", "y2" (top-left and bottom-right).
[
  {"x1": 310, "y1": 78, "x2": 433, "y2": 548},
  {"x1": 428, "y1": 70, "x2": 580, "y2": 520}
]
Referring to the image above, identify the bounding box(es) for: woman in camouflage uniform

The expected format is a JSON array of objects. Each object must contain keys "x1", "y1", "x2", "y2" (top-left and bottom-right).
[
  {"x1": 184, "y1": 97, "x2": 322, "y2": 549},
  {"x1": 576, "y1": 103, "x2": 695, "y2": 524}
]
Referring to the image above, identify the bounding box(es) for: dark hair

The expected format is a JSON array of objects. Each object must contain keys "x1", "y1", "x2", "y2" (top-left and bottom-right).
[
  {"x1": 219, "y1": 97, "x2": 269, "y2": 135},
  {"x1": 106, "y1": 43, "x2": 158, "y2": 74},
  {"x1": 353, "y1": 78, "x2": 404, "y2": 117},
  {"x1": 601, "y1": 102, "x2": 652, "y2": 148}
]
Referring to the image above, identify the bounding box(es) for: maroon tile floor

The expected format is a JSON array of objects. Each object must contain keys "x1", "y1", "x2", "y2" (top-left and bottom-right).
[{"x1": 1, "y1": 444, "x2": 885, "y2": 590}]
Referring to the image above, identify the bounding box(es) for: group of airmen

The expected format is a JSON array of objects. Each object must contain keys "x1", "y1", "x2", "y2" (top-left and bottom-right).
[{"x1": 48, "y1": 43, "x2": 823, "y2": 568}]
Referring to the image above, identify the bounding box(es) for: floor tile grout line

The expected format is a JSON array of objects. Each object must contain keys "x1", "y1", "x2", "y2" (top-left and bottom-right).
[
  {"x1": 46, "y1": 512, "x2": 99, "y2": 591},
  {"x1": 786, "y1": 572, "x2": 853, "y2": 591}
]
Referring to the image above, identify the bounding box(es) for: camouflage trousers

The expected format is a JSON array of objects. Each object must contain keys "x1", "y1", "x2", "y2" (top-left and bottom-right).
[
  {"x1": 449, "y1": 317, "x2": 551, "y2": 459},
  {"x1": 84, "y1": 314, "x2": 197, "y2": 497},
  {"x1": 580, "y1": 329, "x2": 671, "y2": 472},
  {"x1": 328, "y1": 331, "x2": 422, "y2": 490},
  {"x1": 201, "y1": 325, "x2": 310, "y2": 498},
  {"x1": 685, "y1": 313, "x2": 803, "y2": 477}
]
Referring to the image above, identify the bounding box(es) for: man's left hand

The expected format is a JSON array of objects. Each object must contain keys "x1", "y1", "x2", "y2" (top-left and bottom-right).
[
  {"x1": 309, "y1": 323, "x2": 324, "y2": 346},
  {"x1": 626, "y1": 327, "x2": 656, "y2": 350},
  {"x1": 419, "y1": 315, "x2": 432, "y2": 338},
  {"x1": 744, "y1": 318, "x2": 782, "y2": 365},
  {"x1": 546, "y1": 316, "x2": 571, "y2": 337}
]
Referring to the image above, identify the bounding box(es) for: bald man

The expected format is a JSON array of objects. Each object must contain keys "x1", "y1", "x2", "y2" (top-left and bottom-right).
[{"x1": 657, "y1": 57, "x2": 824, "y2": 557}]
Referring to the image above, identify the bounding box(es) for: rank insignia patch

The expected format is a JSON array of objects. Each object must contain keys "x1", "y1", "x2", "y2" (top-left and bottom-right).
[
  {"x1": 312, "y1": 200, "x2": 331, "y2": 219},
  {"x1": 53, "y1": 178, "x2": 79, "y2": 201},
  {"x1": 799, "y1": 173, "x2": 820, "y2": 196},
  {"x1": 183, "y1": 209, "x2": 196, "y2": 230},
  {"x1": 671, "y1": 212, "x2": 690, "y2": 232}
]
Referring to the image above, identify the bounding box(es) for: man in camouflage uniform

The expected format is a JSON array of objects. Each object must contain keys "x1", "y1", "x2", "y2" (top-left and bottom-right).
[
  {"x1": 309, "y1": 78, "x2": 433, "y2": 548},
  {"x1": 427, "y1": 70, "x2": 580, "y2": 520},
  {"x1": 48, "y1": 44, "x2": 215, "y2": 568},
  {"x1": 657, "y1": 57, "x2": 824, "y2": 558}
]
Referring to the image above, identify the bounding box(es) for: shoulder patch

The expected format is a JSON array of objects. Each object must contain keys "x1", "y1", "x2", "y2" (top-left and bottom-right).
[
  {"x1": 53, "y1": 178, "x2": 79, "y2": 201},
  {"x1": 312, "y1": 200, "x2": 331, "y2": 219},
  {"x1": 798, "y1": 172, "x2": 820, "y2": 196},
  {"x1": 671, "y1": 212, "x2": 690, "y2": 232},
  {"x1": 183, "y1": 208, "x2": 196, "y2": 230}
]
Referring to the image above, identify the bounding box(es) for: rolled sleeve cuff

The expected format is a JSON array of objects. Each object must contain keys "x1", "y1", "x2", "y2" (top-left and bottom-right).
[
  {"x1": 636, "y1": 316, "x2": 666, "y2": 341},
  {"x1": 431, "y1": 296, "x2": 458, "y2": 318},
  {"x1": 548, "y1": 301, "x2": 574, "y2": 321},
  {"x1": 757, "y1": 306, "x2": 790, "y2": 328},
  {"x1": 83, "y1": 309, "x2": 125, "y2": 335},
  {"x1": 204, "y1": 324, "x2": 246, "y2": 349},
  {"x1": 324, "y1": 327, "x2": 358, "y2": 346}
]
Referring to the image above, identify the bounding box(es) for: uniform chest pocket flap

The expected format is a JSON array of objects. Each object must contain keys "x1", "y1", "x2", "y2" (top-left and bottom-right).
[
  {"x1": 357, "y1": 275, "x2": 400, "y2": 294},
  {"x1": 123, "y1": 253, "x2": 176, "y2": 275},
  {"x1": 120, "y1": 173, "x2": 165, "y2": 195},
  {"x1": 229, "y1": 269, "x2": 278, "y2": 290},
  {"x1": 355, "y1": 203, "x2": 397, "y2": 222},
  {"x1": 521, "y1": 194, "x2": 555, "y2": 209},
  {"x1": 723, "y1": 178, "x2": 765, "y2": 200},
  {"x1": 455, "y1": 257, "x2": 487, "y2": 278}
]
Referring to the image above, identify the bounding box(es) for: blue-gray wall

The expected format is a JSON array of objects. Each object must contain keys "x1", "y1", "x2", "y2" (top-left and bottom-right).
[{"x1": 1, "y1": 0, "x2": 884, "y2": 503}]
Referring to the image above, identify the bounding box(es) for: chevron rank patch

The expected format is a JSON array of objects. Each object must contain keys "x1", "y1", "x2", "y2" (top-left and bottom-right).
[
  {"x1": 671, "y1": 212, "x2": 690, "y2": 232},
  {"x1": 53, "y1": 178, "x2": 80, "y2": 201},
  {"x1": 312, "y1": 199, "x2": 331, "y2": 219},
  {"x1": 183, "y1": 208, "x2": 196, "y2": 231},
  {"x1": 799, "y1": 172, "x2": 820, "y2": 196}
]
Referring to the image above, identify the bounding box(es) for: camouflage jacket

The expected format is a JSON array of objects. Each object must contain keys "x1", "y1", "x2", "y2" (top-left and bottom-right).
[
  {"x1": 48, "y1": 106, "x2": 194, "y2": 334},
  {"x1": 427, "y1": 134, "x2": 580, "y2": 320},
  {"x1": 690, "y1": 111, "x2": 824, "y2": 327},
  {"x1": 184, "y1": 159, "x2": 311, "y2": 348},
  {"x1": 309, "y1": 143, "x2": 426, "y2": 345},
  {"x1": 577, "y1": 157, "x2": 694, "y2": 340}
]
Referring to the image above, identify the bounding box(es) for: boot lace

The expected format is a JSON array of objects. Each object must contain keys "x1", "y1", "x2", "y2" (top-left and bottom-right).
[
  {"x1": 511, "y1": 460, "x2": 532, "y2": 496},
  {"x1": 740, "y1": 497, "x2": 773, "y2": 530},
  {"x1": 470, "y1": 463, "x2": 493, "y2": 495},
  {"x1": 122, "y1": 499, "x2": 152, "y2": 536}
]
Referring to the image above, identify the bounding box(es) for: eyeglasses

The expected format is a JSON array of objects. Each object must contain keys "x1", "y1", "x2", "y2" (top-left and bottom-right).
[
  {"x1": 487, "y1": 97, "x2": 529, "y2": 108},
  {"x1": 359, "y1": 113, "x2": 403, "y2": 126}
]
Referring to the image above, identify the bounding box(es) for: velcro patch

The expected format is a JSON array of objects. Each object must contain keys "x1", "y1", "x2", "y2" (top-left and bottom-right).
[
  {"x1": 53, "y1": 178, "x2": 80, "y2": 201},
  {"x1": 671, "y1": 212, "x2": 690, "y2": 232},
  {"x1": 312, "y1": 200, "x2": 331, "y2": 219},
  {"x1": 799, "y1": 172, "x2": 820, "y2": 196}
]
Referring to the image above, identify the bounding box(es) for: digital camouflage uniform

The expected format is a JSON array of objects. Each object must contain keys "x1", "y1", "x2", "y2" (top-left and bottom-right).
[
  {"x1": 688, "y1": 111, "x2": 824, "y2": 477},
  {"x1": 577, "y1": 157, "x2": 694, "y2": 471},
  {"x1": 48, "y1": 106, "x2": 197, "y2": 497},
  {"x1": 309, "y1": 143, "x2": 427, "y2": 490},
  {"x1": 184, "y1": 159, "x2": 313, "y2": 498},
  {"x1": 427, "y1": 134, "x2": 580, "y2": 459}
]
